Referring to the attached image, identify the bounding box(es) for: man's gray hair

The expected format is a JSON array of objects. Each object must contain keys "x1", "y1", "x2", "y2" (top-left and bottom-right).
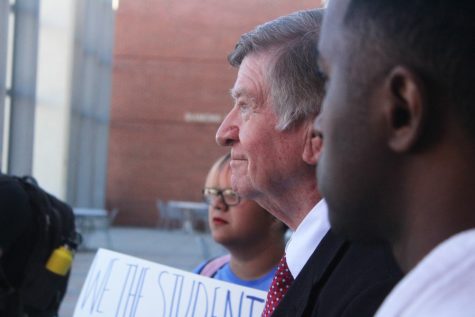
[{"x1": 228, "y1": 9, "x2": 325, "y2": 130}]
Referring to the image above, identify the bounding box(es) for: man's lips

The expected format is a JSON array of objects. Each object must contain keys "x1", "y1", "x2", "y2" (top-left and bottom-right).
[
  {"x1": 230, "y1": 150, "x2": 246, "y2": 161},
  {"x1": 230, "y1": 157, "x2": 246, "y2": 169}
]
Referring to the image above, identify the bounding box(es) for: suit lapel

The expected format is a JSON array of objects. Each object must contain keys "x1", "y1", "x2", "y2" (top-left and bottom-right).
[{"x1": 273, "y1": 230, "x2": 348, "y2": 316}]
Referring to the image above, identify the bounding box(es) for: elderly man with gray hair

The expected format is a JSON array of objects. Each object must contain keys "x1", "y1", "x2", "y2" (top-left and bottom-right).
[{"x1": 216, "y1": 8, "x2": 402, "y2": 317}]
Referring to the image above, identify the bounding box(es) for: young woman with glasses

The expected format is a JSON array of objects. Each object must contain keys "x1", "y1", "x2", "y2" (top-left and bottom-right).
[{"x1": 193, "y1": 153, "x2": 286, "y2": 291}]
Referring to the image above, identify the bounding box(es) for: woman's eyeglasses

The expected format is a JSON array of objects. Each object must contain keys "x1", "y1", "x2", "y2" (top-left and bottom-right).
[{"x1": 202, "y1": 188, "x2": 241, "y2": 206}]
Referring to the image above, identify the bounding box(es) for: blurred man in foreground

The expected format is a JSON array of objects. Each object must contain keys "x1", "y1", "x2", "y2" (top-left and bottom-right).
[{"x1": 315, "y1": 1, "x2": 475, "y2": 315}]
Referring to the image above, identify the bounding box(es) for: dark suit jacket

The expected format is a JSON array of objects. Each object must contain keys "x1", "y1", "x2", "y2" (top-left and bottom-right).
[{"x1": 272, "y1": 230, "x2": 402, "y2": 317}]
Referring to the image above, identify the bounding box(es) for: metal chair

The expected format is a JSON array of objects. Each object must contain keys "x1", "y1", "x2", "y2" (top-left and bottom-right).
[
  {"x1": 156, "y1": 199, "x2": 185, "y2": 230},
  {"x1": 155, "y1": 199, "x2": 211, "y2": 259},
  {"x1": 105, "y1": 208, "x2": 119, "y2": 248}
]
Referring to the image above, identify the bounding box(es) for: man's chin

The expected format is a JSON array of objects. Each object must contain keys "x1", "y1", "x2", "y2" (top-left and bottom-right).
[
  {"x1": 230, "y1": 175, "x2": 240, "y2": 192},
  {"x1": 231, "y1": 178, "x2": 255, "y2": 200},
  {"x1": 329, "y1": 214, "x2": 383, "y2": 244}
]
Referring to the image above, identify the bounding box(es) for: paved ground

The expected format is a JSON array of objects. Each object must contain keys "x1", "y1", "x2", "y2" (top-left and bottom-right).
[{"x1": 59, "y1": 227, "x2": 225, "y2": 316}]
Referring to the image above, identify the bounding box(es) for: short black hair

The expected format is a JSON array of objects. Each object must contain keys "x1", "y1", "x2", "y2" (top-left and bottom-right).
[{"x1": 344, "y1": 0, "x2": 475, "y2": 137}]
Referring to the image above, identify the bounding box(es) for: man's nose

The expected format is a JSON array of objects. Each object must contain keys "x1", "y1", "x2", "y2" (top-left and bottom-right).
[{"x1": 216, "y1": 111, "x2": 239, "y2": 146}]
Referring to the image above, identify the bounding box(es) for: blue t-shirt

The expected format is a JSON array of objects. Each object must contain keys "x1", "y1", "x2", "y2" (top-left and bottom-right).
[{"x1": 193, "y1": 259, "x2": 277, "y2": 292}]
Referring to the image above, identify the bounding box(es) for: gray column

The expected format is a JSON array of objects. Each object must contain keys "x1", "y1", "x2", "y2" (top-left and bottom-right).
[
  {"x1": 67, "y1": 0, "x2": 114, "y2": 207},
  {"x1": 92, "y1": 0, "x2": 114, "y2": 207},
  {"x1": 0, "y1": 0, "x2": 11, "y2": 169},
  {"x1": 7, "y1": 0, "x2": 40, "y2": 175}
]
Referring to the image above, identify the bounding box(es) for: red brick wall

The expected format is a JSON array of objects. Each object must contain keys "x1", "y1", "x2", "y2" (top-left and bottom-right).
[{"x1": 107, "y1": 0, "x2": 322, "y2": 226}]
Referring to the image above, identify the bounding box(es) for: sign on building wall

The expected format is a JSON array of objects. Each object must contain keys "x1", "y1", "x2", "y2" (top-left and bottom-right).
[
  {"x1": 184, "y1": 112, "x2": 223, "y2": 124},
  {"x1": 74, "y1": 249, "x2": 267, "y2": 317}
]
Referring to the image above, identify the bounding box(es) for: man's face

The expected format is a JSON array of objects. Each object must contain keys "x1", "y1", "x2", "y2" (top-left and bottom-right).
[
  {"x1": 216, "y1": 52, "x2": 311, "y2": 205},
  {"x1": 315, "y1": 0, "x2": 393, "y2": 239}
]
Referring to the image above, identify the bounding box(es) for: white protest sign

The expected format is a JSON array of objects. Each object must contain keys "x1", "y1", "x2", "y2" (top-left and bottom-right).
[{"x1": 73, "y1": 249, "x2": 267, "y2": 317}]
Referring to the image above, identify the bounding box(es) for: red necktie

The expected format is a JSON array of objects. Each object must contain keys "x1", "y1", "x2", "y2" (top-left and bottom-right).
[{"x1": 262, "y1": 256, "x2": 294, "y2": 317}]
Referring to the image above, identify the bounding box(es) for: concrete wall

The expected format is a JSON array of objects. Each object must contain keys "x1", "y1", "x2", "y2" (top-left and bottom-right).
[{"x1": 108, "y1": 0, "x2": 322, "y2": 226}]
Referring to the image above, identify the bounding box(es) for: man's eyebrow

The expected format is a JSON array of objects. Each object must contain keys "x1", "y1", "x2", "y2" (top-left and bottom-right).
[
  {"x1": 229, "y1": 88, "x2": 245, "y2": 100},
  {"x1": 229, "y1": 88, "x2": 237, "y2": 99}
]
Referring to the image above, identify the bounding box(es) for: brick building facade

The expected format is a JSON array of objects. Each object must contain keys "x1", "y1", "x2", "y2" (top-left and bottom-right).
[{"x1": 107, "y1": 0, "x2": 322, "y2": 226}]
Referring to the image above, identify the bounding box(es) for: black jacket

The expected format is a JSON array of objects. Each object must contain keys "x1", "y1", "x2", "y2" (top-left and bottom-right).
[
  {"x1": 0, "y1": 174, "x2": 36, "y2": 316},
  {"x1": 273, "y1": 230, "x2": 402, "y2": 316}
]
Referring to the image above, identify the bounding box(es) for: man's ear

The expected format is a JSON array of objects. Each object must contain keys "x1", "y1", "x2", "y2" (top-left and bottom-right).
[
  {"x1": 383, "y1": 66, "x2": 426, "y2": 152},
  {"x1": 303, "y1": 123, "x2": 322, "y2": 165}
]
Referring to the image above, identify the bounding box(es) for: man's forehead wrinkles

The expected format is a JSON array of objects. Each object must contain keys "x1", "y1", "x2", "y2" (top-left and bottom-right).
[{"x1": 231, "y1": 86, "x2": 257, "y2": 101}]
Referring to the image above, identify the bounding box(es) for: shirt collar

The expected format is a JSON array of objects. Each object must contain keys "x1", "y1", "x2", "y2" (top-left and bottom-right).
[{"x1": 285, "y1": 199, "x2": 330, "y2": 279}]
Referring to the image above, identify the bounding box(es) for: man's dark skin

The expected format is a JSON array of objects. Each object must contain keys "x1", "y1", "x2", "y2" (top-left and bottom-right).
[{"x1": 315, "y1": 0, "x2": 475, "y2": 273}]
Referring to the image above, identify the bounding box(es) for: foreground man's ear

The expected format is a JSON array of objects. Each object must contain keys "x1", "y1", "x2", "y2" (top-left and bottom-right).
[{"x1": 383, "y1": 66, "x2": 427, "y2": 153}]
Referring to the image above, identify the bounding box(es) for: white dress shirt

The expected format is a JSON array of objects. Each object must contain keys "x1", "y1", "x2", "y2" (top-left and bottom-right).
[
  {"x1": 376, "y1": 229, "x2": 475, "y2": 317},
  {"x1": 285, "y1": 199, "x2": 330, "y2": 279}
]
